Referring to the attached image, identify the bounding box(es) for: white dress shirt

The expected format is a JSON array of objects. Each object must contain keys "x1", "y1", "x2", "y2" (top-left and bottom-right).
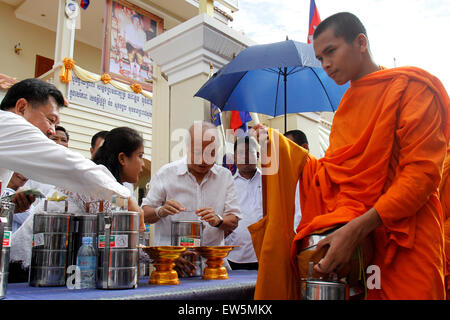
[
  {"x1": 226, "y1": 169, "x2": 263, "y2": 264},
  {"x1": 141, "y1": 158, "x2": 241, "y2": 246},
  {"x1": 0, "y1": 110, "x2": 130, "y2": 200}
]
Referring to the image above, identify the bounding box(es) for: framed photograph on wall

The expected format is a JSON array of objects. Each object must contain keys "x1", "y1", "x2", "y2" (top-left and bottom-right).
[{"x1": 102, "y1": 0, "x2": 164, "y2": 92}]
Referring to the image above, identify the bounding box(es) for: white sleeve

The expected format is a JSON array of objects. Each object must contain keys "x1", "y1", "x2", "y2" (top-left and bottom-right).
[
  {"x1": 141, "y1": 172, "x2": 165, "y2": 208},
  {"x1": 0, "y1": 111, "x2": 130, "y2": 200},
  {"x1": 223, "y1": 172, "x2": 242, "y2": 220}
]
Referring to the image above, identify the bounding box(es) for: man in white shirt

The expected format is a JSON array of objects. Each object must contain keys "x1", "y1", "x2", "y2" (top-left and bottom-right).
[
  {"x1": 225, "y1": 136, "x2": 263, "y2": 270},
  {"x1": 284, "y1": 130, "x2": 309, "y2": 232},
  {"x1": 1, "y1": 78, "x2": 130, "y2": 283},
  {"x1": 90, "y1": 130, "x2": 108, "y2": 160},
  {"x1": 0, "y1": 78, "x2": 130, "y2": 200},
  {"x1": 142, "y1": 121, "x2": 241, "y2": 275}
]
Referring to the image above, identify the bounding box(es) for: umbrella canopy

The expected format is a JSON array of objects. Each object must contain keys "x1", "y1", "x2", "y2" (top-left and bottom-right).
[{"x1": 195, "y1": 40, "x2": 349, "y2": 131}]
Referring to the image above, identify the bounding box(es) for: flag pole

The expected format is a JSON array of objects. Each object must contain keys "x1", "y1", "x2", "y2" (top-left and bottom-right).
[{"x1": 209, "y1": 62, "x2": 228, "y2": 157}]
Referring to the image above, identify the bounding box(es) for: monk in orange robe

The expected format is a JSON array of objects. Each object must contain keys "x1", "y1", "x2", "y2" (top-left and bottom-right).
[
  {"x1": 249, "y1": 12, "x2": 449, "y2": 300},
  {"x1": 439, "y1": 146, "x2": 450, "y2": 298}
]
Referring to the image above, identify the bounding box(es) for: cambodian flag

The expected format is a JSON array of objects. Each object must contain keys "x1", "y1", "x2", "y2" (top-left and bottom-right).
[
  {"x1": 230, "y1": 110, "x2": 252, "y2": 135},
  {"x1": 307, "y1": 0, "x2": 321, "y2": 44},
  {"x1": 79, "y1": 0, "x2": 90, "y2": 10}
]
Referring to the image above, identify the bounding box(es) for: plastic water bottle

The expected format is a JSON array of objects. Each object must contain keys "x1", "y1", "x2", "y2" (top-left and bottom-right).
[{"x1": 76, "y1": 236, "x2": 97, "y2": 289}]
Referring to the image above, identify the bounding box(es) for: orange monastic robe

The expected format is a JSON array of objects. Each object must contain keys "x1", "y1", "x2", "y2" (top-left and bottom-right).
[
  {"x1": 439, "y1": 145, "x2": 450, "y2": 298},
  {"x1": 250, "y1": 66, "x2": 450, "y2": 300}
]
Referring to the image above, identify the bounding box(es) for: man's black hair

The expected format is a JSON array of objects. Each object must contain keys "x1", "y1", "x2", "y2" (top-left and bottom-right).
[
  {"x1": 284, "y1": 129, "x2": 309, "y2": 147},
  {"x1": 313, "y1": 12, "x2": 367, "y2": 44},
  {"x1": 91, "y1": 130, "x2": 109, "y2": 149},
  {"x1": 55, "y1": 125, "x2": 69, "y2": 141},
  {"x1": 0, "y1": 78, "x2": 65, "y2": 111}
]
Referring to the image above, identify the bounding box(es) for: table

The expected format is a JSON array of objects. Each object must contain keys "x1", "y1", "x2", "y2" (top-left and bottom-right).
[{"x1": 3, "y1": 270, "x2": 257, "y2": 300}]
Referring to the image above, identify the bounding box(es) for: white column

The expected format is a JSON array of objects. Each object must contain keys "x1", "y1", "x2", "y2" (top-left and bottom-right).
[
  {"x1": 145, "y1": 13, "x2": 255, "y2": 173},
  {"x1": 53, "y1": 0, "x2": 77, "y2": 92}
]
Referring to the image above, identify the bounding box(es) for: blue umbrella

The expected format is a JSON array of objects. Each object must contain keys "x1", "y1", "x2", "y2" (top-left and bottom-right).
[{"x1": 195, "y1": 40, "x2": 349, "y2": 132}]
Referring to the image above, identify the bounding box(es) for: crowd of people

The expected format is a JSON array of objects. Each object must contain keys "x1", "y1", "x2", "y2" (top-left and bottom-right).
[{"x1": 0, "y1": 11, "x2": 449, "y2": 300}]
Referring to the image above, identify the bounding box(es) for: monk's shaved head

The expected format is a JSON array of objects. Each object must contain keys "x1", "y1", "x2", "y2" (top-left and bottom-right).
[{"x1": 314, "y1": 12, "x2": 367, "y2": 44}]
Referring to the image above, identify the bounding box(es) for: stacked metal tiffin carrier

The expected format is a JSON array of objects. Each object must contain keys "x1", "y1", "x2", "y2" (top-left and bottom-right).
[{"x1": 28, "y1": 196, "x2": 140, "y2": 290}]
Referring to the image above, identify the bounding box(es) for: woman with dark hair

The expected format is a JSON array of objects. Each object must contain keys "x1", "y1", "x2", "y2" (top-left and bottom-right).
[{"x1": 93, "y1": 127, "x2": 146, "y2": 231}]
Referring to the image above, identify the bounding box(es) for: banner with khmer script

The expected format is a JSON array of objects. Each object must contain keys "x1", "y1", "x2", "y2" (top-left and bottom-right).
[{"x1": 68, "y1": 74, "x2": 152, "y2": 123}]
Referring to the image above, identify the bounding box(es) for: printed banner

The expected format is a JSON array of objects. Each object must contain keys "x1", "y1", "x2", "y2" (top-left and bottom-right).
[{"x1": 68, "y1": 74, "x2": 152, "y2": 123}]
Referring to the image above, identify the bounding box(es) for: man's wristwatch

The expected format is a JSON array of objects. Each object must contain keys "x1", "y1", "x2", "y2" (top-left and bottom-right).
[{"x1": 214, "y1": 214, "x2": 223, "y2": 228}]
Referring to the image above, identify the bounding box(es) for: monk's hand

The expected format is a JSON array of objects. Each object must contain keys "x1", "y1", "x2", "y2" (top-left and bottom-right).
[
  {"x1": 12, "y1": 191, "x2": 35, "y2": 213},
  {"x1": 157, "y1": 199, "x2": 185, "y2": 218},
  {"x1": 314, "y1": 208, "x2": 382, "y2": 276},
  {"x1": 196, "y1": 207, "x2": 221, "y2": 227},
  {"x1": 313, "y1": 223, "x2": 360, "y2": 276},
  {"x1": 250, "y1": 124, "x2": 269, "y2": 146}
]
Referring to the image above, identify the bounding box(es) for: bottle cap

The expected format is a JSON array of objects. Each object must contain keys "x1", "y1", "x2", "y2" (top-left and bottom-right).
[{"x1": 82, "y1": 236, "x2": 93, "y2": 245}]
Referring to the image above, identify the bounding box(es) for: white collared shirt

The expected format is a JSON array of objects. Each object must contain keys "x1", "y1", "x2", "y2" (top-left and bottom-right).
[
  {"x1": 141, "y1": 158, "x2": 241, "y2": 246},
  {"x1": 0, "y1": 110, "x2": 130, "y2": 200},
  {"x1": 225, "y1": 169, "x2": 263, "y2": 263}
]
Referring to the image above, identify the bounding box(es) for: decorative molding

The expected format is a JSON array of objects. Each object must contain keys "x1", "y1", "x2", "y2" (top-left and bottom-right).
[{"x1": 145, "y1": 13, "x2": 255, "y2": 85}]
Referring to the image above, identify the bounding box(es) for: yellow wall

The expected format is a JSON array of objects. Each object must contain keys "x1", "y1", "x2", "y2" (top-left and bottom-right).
[{"x1": 0, "y1": 1, "x2": 101, "y2": 80}]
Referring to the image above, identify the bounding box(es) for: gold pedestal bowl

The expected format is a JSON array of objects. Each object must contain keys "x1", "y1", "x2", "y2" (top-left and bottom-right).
[
  {"x1": 194, "y1": 246, "x2": 238, "y2": 280},
  {"x1": 141, "y1": 246, "x2": 187, "y2": 285}
]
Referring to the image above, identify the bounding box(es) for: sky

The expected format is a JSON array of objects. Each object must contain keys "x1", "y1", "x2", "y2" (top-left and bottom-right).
[{"x1": 227, "y1": 0, "x2": 450, "y2": 92}]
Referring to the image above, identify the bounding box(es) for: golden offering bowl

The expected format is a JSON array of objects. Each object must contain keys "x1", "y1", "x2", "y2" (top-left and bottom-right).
[
  {"x1": 141, "y1": 246, "x2": 187, "y2": 285},
  {"x1": 194, "y1": 246, "x2": 238, "y2": 280}
]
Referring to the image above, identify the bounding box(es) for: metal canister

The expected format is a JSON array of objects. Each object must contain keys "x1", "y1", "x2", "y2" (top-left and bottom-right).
[
  {"x1": 29, "y1": 200, "x2": 73, "y2": 287},
  {"x1": 96, "y1": 197, "x2": 139, "y2": 289},
  {"x1": 0, "y1": 200, "x2": 15, "y2": 298},
  {"x1": 171, "y1": 220, "x2": 203, "y2": 277},
  {"x1": 299, "y1": 260, "x2": 349, "y2": 300},
  {"x1": 301, "y1": 279, "x2": 348, "y2": 300}
]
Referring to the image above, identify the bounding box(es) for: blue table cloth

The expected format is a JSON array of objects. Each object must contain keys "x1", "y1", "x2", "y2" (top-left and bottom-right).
[{"x1": 3, "y1": 270, "x2": 257, "y2": 300}]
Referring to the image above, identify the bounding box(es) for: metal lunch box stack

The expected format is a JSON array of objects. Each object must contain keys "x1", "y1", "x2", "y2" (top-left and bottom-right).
[
  {"x1": 0, "y1": 199, "x2": 15, "y2": 298},
  {"x1": 96, "y1": 196, "x2": 139, "y2": 289},
  {"x1": 29, "y1": 200, "x2": 74, "y2": 287}
]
